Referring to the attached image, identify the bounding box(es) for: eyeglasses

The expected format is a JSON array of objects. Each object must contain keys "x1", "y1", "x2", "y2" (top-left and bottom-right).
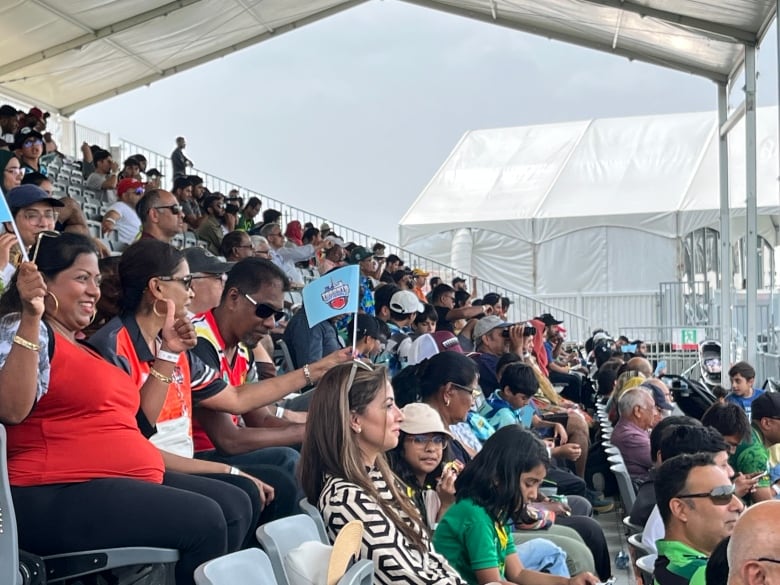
[
  {"x1": 191, "y1": 273, "x2": 227, "y2": 283},
  {"x1": 22, "y1": 139, "x2": 42, "y2": 147},
  {"x1": 407, "y1": 434, "x2": 448, "y2": 447},
  {"x1": 22, "y1": 209, "x2": 59, "y2": 224},
  {"x1": 255, "y1": 249, "x2": 270, "y2": 256},
  {"x1": 268, "y1": 232, "x2": 282, "y2": 238},
  {"x1": 242, "y1": 293, "x2": 285, "y2": 321},
  {"x1": 30, "y1": 230, "x2": 60, "y2": 264},
  {"x1": 235, "y1": 244, "x2": 254, "y2": 250},
  {"x1": 157, "y1": 275, "x2": 193, "y2": 290},
  {"x1": 755, "y1": 558, "x2": 780, "y2": 565},
  {"x1": 676, "y1": 484, "x2": 736, "y2": 505},
  {"x1": 4, "y1": 167, "x2": 22, "y2": 174},
  {"x1": 451, "y1": 382, "x2": 481, "y2": 399},
  {"x1": 130, "y1": 187, "x2": 145, "y2": 195},
  {"x1": 154, "y1": 204, "x2": 182, "y2": 214}
]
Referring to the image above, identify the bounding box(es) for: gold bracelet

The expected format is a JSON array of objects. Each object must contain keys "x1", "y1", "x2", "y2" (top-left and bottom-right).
[
  {"x1": 13, "y1": 335, "x2": 40, "y2": 352},
  {"x1": 148, "y1": 367, "x2": 173, "y2": 384}
]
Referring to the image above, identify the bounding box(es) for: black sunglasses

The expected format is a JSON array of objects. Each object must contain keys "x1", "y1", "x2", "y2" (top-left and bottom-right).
[
  {"x1": 157, "y1": 274, "x2": 193, "y2": 290},
  {"x1": 242, "y1": 293, "x2": 285, "y2": 321},
  {"x1": 676, "y1": 484, "x2": 736, "y2": 505},
  {"x1": 154, "y1": 204, "x2": 182, "y2": 214}
]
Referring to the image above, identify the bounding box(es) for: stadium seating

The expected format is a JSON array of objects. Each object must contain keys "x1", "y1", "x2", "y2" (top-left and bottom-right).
[
  {"x1": 194, "y1": 548, "x2": 277, "y2": 585},
  {"x1": 0, "y1": 424, "x2": 179, "y2": 585}
]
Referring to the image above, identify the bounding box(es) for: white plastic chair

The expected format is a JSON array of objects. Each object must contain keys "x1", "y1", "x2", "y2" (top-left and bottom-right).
[
  {"x1": 256, "y1": 514, "x2": 372, "y2": 585},
  {"x1": 636, "y1": 554, "x2": 656, "y2": 585},
  {"x1": 610, "y1": 463, "x2": 637, "y2": 510},
  {"x1": 628, "y1": 533, "x2": 652, "y2": 558},
  {"x1": 298, "y1": 498, "x2": 330, "y2": 543},
  {"x1": 194, "y1": 547, "x2": 276, "y2": 585}
]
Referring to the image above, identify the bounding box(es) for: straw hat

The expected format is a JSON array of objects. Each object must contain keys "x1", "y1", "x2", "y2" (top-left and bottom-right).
[
  {"x1": 284, "y1": 520, "x2": 364, "y2": 585},
  {"x1": 327, "y1": 520, "x2": 363, "y2": 585}
]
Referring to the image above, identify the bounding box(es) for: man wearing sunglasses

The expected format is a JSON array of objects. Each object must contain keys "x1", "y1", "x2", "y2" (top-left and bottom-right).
[
  {"x1": 654, "y1": 453, "x2": 744, "y2": 585},
  {"x1": 101, "y1": 178, "x2": 144, "y2": 247},
  {"x1": 136, "y1": 189, "x2": 184, "y2": 243},
  {"x1": 188, "y1": 258, "x2": 351, "y2": 491}
]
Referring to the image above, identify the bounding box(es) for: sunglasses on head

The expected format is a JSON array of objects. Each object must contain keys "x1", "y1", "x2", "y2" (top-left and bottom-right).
[
  {"x1": 242, "y1": 293, "x2": 285, "y2": 321},
  {"x1": 30, "y1": 230, "x2": 60, "y2": 264},
  {"x1": 676, "y1": 483, "x2": 736, "y2": 505}
]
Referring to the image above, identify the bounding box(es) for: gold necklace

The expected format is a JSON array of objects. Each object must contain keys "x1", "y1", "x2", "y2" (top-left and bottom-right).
[{"x1": 46, "y1": 319, "x2": 78, "y2": 343}]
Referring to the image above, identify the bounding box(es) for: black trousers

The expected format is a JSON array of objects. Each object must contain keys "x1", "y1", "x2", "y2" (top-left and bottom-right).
[
  {"x1": 195, "y1": 448, "x2": 301, "y2": 523},
  {"x1": 549, "y1": 370, "x2": 585, "y2": 404},
  {"x1": 11, "y1": 471, "x2": 254, "y2": 585}
]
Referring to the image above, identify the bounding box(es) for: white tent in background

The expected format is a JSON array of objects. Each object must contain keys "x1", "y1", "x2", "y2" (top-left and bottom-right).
[{"x1": 399, "y1": 107, "x2": 780, "y2": 325}]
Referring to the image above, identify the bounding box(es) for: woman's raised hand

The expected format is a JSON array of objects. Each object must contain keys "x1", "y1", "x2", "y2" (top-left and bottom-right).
[
  {"x1": 17, "y1": 262, "x2": 46, "y2": 318},
  {"x1": 159, "y1": 299, "x2": 197, "y2": 354}
]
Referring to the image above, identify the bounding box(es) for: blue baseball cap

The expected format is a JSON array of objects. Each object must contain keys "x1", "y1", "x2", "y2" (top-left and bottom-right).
[{"x1": 7, "y1": 184, "x2": 64, "y2": 214}]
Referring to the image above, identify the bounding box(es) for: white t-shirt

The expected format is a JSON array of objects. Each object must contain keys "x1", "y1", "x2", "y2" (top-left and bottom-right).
[
  {"x1": 105, "y1": 200, "x2": 141, "y2": 244},
  {"x1": 641, "y1": 505, "x2": 664, "y2": 555},
  {"x1": 86, "y1": 172, "x2": 116, "y2": 202}
]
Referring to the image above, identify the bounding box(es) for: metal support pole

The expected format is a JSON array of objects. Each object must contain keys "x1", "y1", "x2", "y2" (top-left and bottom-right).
[
  {"x1": 717, "y1": 83, "x2": 733, "y2": 365},
  {"x1": 745, "y1": 44, "x2": 758, "y2": 365}
]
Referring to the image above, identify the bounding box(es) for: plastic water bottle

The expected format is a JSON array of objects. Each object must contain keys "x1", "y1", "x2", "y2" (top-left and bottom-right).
[{"x1": 615, "y1": 550, "x2": 629, "y2": 570}]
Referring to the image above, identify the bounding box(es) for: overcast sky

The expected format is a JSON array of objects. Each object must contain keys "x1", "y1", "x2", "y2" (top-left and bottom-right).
[{"x1": 75, "y1": 1, "x2": 780, "y2": 244}]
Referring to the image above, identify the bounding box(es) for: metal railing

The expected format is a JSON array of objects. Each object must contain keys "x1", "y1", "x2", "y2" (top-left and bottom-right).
[
  {"x1": 117, "y1": 139, "x2": 591, "y2": 340},
  {"x1": 617, "y1": 325, "x2": 722, "y2": 381}
]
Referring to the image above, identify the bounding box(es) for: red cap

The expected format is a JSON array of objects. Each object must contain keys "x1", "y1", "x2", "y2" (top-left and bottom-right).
[{"x1": 117, "y1": 178, "x2": 144, "y2": 197}]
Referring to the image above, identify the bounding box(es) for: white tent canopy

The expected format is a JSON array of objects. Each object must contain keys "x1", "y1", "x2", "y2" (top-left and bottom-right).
[
  {"x1": 399, "y1": 107, "x2": 780, "y2": 295},
  {"x1": 0, "y1": 1, "x2": 775, "y2": 115}
]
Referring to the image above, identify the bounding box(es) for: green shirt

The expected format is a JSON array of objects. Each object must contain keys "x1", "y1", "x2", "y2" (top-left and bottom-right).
[
  {"x1": 731, "y1": 426, "x2": 771, "y2": 489},
  {"x1": 654, "y1": 540, "x2": 707, "y2": 585},
  {"x1": 433, "y1": 498, "x2": 516, "y2": 585}
]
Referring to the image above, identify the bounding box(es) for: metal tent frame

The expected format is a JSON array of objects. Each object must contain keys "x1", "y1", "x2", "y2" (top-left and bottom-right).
[{"x1": 1, "y1": 0, "x2": 778, "y2": 360}]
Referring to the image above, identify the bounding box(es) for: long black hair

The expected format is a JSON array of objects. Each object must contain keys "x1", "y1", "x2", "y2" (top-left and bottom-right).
[
  {"x1": 392, "y1": 351, "x2": 478, "y2": 408},
  {"x1": 118, "y1": 239, "x2": 184, "y2": 315},
  {"x1": 455, "y1": 426, "x2": 549, "y2": 525}
]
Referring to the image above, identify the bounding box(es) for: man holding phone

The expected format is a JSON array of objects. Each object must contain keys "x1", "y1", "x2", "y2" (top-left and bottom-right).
[{"x1": 731, "y1": 392, "x2": 780, "y2": 502}]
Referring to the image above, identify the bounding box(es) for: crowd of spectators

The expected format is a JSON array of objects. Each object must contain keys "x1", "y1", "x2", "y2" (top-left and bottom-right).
[{"x1": 1, "y1": 108, "x2": 780, "y2": 585}]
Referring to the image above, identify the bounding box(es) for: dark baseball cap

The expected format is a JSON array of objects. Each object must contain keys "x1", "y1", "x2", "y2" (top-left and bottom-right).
[
  {"x1": 146, "y1": 168, "x2": 164, "y2": 177},
  {"x1": 537, "y1": 313, "x2": 564, "y2": 326},
  {"x1": 751, "y1": 392, "x2": 780, "y2": 422},
  {"x1": 348, "y1": 246, "x2": 374, "y2": 264},
  {"x1": 184, "y1": 247, "x2": 234, "y2": 274},
  {"x1": 7, "y1": 184, "x2": 64, "y2": 212}
]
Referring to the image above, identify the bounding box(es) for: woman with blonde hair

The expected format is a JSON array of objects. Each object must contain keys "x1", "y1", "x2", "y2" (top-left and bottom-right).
[{"x1": 300, "y1": 362, "x2": 467, "y2": 585}]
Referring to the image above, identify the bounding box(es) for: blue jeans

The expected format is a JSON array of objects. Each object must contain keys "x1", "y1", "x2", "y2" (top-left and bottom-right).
[{"x1": 517, "y1": 538, "x2": 570, "y2": 576}]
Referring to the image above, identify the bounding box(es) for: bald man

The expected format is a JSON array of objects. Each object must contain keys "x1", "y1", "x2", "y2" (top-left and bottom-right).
[
  {"x1": 626, "y1": 356, "x2": 653, "y2": 377},
  {"x1": 727, "y1": 500, "x2": 780, "y2": 585}
]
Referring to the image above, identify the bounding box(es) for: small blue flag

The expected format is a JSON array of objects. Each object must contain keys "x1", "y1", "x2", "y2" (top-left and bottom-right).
[
  {"x1": 302, "y1": 265, "x2": 360, "y2": 328},
  {"x1": 0, "y1": 193, "x2": 14, "y2": 223}
]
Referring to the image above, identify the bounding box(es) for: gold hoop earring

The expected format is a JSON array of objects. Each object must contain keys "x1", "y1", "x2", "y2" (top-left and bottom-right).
[
  {"x1": 152, "y1": 299, "x2": 166, "y2": 318},
  {"x1": 46, "y1": 291, "x2": 59, "y2": 316}
]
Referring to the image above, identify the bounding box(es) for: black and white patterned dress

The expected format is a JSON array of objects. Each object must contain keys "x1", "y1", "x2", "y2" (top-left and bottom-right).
[{"x1": 319, "y1": 468, "x2": 467, "y2": 585}]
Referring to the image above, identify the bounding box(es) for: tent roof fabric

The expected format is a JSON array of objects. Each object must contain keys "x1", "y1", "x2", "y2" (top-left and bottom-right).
[
  {"x1": 399, "y1": 106, "x2": 780, "y2": 244},
  {"x1": 0, "y1": 0, "x2": 775, "y2": 115}
]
